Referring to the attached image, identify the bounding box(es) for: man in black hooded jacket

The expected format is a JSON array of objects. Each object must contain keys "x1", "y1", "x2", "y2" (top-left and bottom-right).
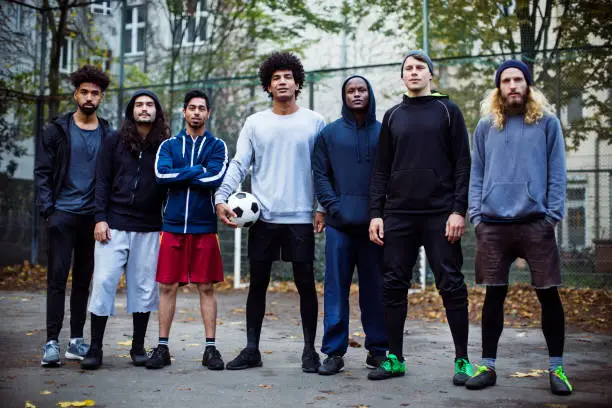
[
  {"x1": 80, "y1": 90, "x2": 170, "y2": 370},
  {"x1": 35, "y1": 65, "x2": 112, "y2": 367},
  {"x1": 367, "y1": 50, "x2": 472, "y2": 384}
]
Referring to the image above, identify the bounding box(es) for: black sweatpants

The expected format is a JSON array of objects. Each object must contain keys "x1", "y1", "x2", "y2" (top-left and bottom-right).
[
  {"x1": 382, "y1": 213, "x2": 469, "y2": 359},
  {"x1": 46, "y1": 210, "x2": 95, "y2": 342}
]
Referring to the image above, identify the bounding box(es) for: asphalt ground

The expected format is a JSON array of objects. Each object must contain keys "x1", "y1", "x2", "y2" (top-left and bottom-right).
[{"x1": 0, "y1": 290, "x2": 609, "y2": 408}]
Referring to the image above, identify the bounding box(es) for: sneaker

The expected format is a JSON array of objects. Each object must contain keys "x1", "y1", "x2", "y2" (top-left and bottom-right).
[
  {"x1": 202, "y1": 346, "x2": 225, "y2": 371},
  {"x1": 226, "y1": 347, "x2": 263, "y2": 370},
  {"x1": 130, "y1": 347, "x2": 148, "y2": 367},
  {"x1": 453, "y1": 358, "x2": 474, "y2": 386},
  {"x1": 145, "y1": 345, "x2": 171, "y2": 369},
  {"x1": 41, "y1": 340, "x2": 61, "y2": 367},
  {"x1": 365, "y1": 351, "x2": 386, "y2": 369},
  {"x1": 302, "y1": 348, "x2": 321, "y2": 373},
  {"x1": 65, "y1": 338, "x2": 89, "y2": 360},
  {"x1": 80, "y1": 344, "x2": 103, "y2": 370},
  {"x1": 367, "y1": 353, "x2": 405, "y2": 381},
  {"x1": 318, "y1": 355, "x2": 344, "y2": 376},
  {"x1": 465, "y1": 365, "x2": 497, "y2": 390},
  {"x1": 550, "y1": 366, "x2": 573, "y2": 395}
]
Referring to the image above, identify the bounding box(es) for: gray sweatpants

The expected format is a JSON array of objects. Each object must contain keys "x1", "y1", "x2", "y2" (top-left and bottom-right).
[{"x1": 88, "y1": 229, "x2": 160, "y2": 316}]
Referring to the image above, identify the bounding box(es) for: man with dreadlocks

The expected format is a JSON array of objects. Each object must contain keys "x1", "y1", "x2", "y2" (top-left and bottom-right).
[
  {"x1": 215, "y1": 52, "x2": 326, "y2": 373},
  {"x1": 80, "y1": 90, "x2": 169, "y2": 370},
  {"x1": 36, "y1": 65, "x2": 112, "y2": 367},
  {"x1": 465, "y1": 60, "x2": 571, "y2": 395}
]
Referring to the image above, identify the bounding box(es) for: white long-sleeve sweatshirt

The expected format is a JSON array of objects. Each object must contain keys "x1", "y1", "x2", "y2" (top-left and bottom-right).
[{"x1": 214, "y1": 107, "x2": 325, "y2": 224}]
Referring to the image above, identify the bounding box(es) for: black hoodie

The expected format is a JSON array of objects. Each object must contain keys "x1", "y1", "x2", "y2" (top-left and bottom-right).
[
  {"x1": 94, "y1": 90, "x2": 166, "y2": 232},
  {"x1": 369, "y1": 92, "x2": 470, "y2": 218}
]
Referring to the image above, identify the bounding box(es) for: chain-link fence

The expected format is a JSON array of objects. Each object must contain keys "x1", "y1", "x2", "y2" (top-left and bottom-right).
[{"x1": 1, "y1": 1, "x2": 610, "y2": 287}]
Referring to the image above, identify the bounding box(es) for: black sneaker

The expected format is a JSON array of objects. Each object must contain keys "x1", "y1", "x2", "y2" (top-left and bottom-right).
[
  {"x1": 226, "y1": 347, "x2": 263, "y2": 370},
  {"x1": 202, "y1": 346, "x2": 225, "y2": 371},
  {"x1": 318, "y1": 355, "x2": 344, "y2": 376},
  {"x1": 549, "y1": 366, "x2": 573, "y2": 395},
  {"x1": 80, "y1": 344, "x2": 103, "y2": 370},
  {"x1": 145, "y1": 345, "x2": 171, "y2": 369},
  {"x1": 302, "y1": 348, "x2": 320, "y2": 373},
  {"x1": 365, "y1": 351, "x2": 386, "y2": 369},
  {"x1": 130, "y1": 347, "x2": 148, "y2": 367},
  {"x1": 465, "y1": 366, "x2": 496, "y2": 390}
]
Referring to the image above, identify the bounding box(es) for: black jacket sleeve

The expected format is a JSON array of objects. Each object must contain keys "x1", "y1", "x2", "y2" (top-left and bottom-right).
[
  {"x1": 369, "y1": 109, "x2": 394, "y2": 219},
  {"x1": 34, "y1": 123, "x2": 57, "y2": 218},
  {"x1": 448, "y1": 103, "x2": 471, "y2": 215},
  {"x1": 312, "y1": 132, "x2": 341, "y2": 216},
  {"x1": 94, "y1": 132, "x2": 117, "y2": 223}
]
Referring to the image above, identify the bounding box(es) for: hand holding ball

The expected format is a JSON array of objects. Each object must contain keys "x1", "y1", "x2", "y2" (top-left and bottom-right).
[{"x1": 227, "y1": 192, "x2": 261, "y2": 228}]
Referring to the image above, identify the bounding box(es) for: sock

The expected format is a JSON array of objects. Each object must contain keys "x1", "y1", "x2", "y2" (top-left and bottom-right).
[
  {"x1": 90, "y1": 313, "x2": 108, "y2": 348},
  {"x1": 158, "y1": 337, "x2": 169, "y2": 347},
  {"x1": 205, "y1": 337, "x2": 216, "y2": 348},
  {"x1": 549, "y1": 356, "x2": 563, "y2": 372},
  {"x1": 70, "y1": 337, "x2": 83, "y2": 345},
  {"x1": 481, "y1": 357, "x2": 496, "y2": 371},
  {"x1": 132, "y1": 312, "x2": 150, "y2": 350}
]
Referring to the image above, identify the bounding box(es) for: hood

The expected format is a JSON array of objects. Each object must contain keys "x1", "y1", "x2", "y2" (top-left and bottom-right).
[
  {"x1": 125, "y1": 89, "x2": 163, "y2": 120},
  {"x1": 341, "y1": 75, "x2": 376, "y2": 127}
]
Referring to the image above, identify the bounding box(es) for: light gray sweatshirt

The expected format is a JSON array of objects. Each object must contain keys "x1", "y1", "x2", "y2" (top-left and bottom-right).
[{"x1": 214, "y1": 107, "x2": 325, "y2": 224}]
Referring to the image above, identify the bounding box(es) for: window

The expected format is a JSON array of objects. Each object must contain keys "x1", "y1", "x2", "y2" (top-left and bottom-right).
[
  {"x1": 567, "y1": 95, "x2": 583, "y2": 123},
  {"x1": 90, "y1": 0, "x2": 112, "y2": 15},
  {"x1": 562, "y1": 182, "x2": 588, "y2": 249},
  {"x1": 124, "y1": 5, "x2": 146, "y2": 55},
  {"x1": 90, "y1": 53, "x2": 110, "y2": 72},
  {"x1": 59, "y1": 36, "x2": 76, "y2": 74},
  {"x1": 174, "y1": 0, "x2": 210, "y2": 46},
  {"x1": 10, "y1": 3, "x2": 27, "y2": 32}
]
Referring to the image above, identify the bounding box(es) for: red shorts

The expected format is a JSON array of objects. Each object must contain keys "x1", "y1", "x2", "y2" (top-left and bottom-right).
[{"x1": 156, "y1": 232, "x2": 224, "y2": 284}]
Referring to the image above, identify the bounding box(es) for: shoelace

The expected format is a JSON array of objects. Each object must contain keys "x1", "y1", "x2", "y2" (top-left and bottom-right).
[
  {"x1": 455, "y1": 359, "x2": 473, "y2": 375},
  {"x1": 552, "y1": 366, "x2": 572, "y2": 389},
  {"x1": 474, "y1": 365, "x2": 489, "y2": 377}
]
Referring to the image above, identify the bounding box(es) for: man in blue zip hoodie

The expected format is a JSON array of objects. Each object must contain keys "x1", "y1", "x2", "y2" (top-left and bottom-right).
[
  {"x1": 80, "y1": 90, "x2": 169, "y2": 370},
  {"x1": 147, "y1": 90, "x2": 229, "y2": 371},
  {"x1": 368, "y1": 50, "x2": 472, "y2": 384},
  {"x1": 312, "y1": 75, "x2": 388, "y2": 375},
  {"x1": 465, "y1": 60, "x2": 572, "y2": 396}
]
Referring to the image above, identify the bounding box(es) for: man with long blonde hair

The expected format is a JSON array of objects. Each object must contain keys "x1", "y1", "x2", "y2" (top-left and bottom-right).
[{"x1": 466, "y1": 60, "x2": 572, "y2": 395}]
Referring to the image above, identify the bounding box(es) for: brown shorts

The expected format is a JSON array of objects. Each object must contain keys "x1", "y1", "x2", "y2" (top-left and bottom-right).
[{"x1": 474, "y1": 219, "x2": 561, "y2": 288}]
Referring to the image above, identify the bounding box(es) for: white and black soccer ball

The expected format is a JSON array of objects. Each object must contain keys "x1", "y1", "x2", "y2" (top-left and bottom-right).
[{"x1": 227, "y1": 192, "x2": 261, "y2": 228}]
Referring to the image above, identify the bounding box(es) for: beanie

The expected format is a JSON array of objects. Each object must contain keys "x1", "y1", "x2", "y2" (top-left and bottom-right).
[
  {"x1": 401, "y1": 50, "x2": 434, "y2": 77},
  {"x1": 495, "y1": 60, "x2": 533, "y2": 88}
]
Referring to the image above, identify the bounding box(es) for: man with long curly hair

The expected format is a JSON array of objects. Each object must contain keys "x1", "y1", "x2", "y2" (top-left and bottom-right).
[
  {"x1": 215, "y1": 52, "x2": 326, "y2": 373},
  {"x1": 465, "y1": 60, "x2": 571, "y2": 395},
  {"x1": 35, "y1": 65, "x2": 112, "y2": 367},
  {"x1": 80, "y1": 90, "x2": 169, "y2": 370}
]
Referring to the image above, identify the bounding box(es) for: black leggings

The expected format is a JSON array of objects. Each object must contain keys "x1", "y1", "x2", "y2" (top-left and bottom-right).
[
  {"x1": 482, "y1": 286, "x2": 565, "y2": 358},
  {"x1": 246, "y1": 260, "x2": 318, "y2": 349}
]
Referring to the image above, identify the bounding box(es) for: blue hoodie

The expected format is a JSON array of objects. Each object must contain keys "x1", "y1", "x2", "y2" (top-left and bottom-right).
[
  {"x1": 155, "y1": 129, "x2": 229, "y2": 234},
  {"x1": 468, "y1": 113, "x2": 566, "y2": 225},
  {"x1": 312, "y1": 75, "x2": 381, "y2": 232}
]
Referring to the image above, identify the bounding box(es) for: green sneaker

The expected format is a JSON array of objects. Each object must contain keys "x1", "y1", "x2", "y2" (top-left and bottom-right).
[
  {"x1": 367, "y1": 353, "x2": 405, "y2": 381},
  {"x1": 465, "y1": 365, "x2": 497, "y2": 390},
  {"x1": 453, "y1": 358, "x2": 474, "y2": 386},
  {"x1": 550, "y1": 366, "x2": 573, "y2": 395}
]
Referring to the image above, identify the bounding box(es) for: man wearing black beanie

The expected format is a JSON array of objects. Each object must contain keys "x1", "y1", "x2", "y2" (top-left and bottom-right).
[
  {"x1": 465, "y1": 60, "x2": 571, "y2": 395},
  {"x1": 368, "y1": 50, "x2": 472, "y2": 384}
]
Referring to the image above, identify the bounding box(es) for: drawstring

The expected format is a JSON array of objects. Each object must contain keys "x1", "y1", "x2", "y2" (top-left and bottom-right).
[{"x1": 355, "y1": 122, "x2": 362, "y2": 163}]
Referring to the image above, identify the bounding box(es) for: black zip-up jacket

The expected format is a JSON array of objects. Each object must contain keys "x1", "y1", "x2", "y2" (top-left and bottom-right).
[
  {"x1": 95, "y1": 131, "x2": 165, "y2": 232},
  {"x1": 34, "y1": 112, "x2": 112, "y2": 218},
  {"x1": 369, "y1": 93, "x2": 470, "y2": 218}
]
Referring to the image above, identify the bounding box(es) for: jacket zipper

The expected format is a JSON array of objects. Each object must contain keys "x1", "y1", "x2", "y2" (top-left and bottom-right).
[{"x1": 185, "y1": 137, "x2": 197, "y2": 284}]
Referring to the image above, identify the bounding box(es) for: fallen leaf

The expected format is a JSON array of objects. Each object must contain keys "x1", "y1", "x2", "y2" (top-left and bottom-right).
[
  {"x1": 40, "y1": 390, "x2": 52, "y2": 395},
  {"x1": 263, "y1": 351, "x2": 273, "y2": 354},
  {"x1": 57, "y1": 400, "x2": 95, "y2": 407},
  {"x1": 318, "y1": 390, "x2": 336, "y2": 395},
  {"x1": 352, "y1": 331, "x2": 365, "y2": 338},
  {"x1": 117, "y1": 340, "x2": 132, "y2": 346},
  {"x1": 25, "y1": 402, "x2": 37, "y2": 408},
  {"x1": 177, "y1": 387, "x2": 192, "y2": 391},
  {"x1": 26, "y1": 332, "x2": 34, "y2": 336},
  {"x1": 348, "y1": 338, "x2": 361, "y2": 348},
  {"x1": 232, "y1": 308, "x2": 245, "y2": 313},
  {"x1": 117, "y1": 354, "x2": 130, "y2": 358},
  {"x1": 257, "y1": 384, "x2": 273, "y2": 389},
  {"x1": 510, "y1": 369, "x2": 548, "y2": 378}
]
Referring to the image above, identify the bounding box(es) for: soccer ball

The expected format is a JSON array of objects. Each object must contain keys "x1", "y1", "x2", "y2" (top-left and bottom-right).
[{"x1": 227, "y1": 192, "x2": 261, "y2": 228}]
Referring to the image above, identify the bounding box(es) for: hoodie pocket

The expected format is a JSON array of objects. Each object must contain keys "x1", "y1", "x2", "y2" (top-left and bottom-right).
[
  {"x1": 482, "y1": 182, "x2": 541, "y2": 218},
  {"x1": 337, "y1": 194, "x2": 369, "y2": 226},
  {"x1": 387, "y1": 169, "x2": 438, "y2": 210},
  {"x1": 163, "y1": 190, "x2": 185, "y2": 223}
]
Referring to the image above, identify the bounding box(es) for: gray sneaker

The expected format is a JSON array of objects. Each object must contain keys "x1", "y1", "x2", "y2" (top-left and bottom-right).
[
  {"x1": 41, "y1": 340, "x2": 61, "y2": 367},
  {"x1": 65, "y1": 339, "x2": 89, "y2": 360}
]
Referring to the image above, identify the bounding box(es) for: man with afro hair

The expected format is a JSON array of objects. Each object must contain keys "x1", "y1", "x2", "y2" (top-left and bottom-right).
[
  {"x1": 35, "y1": 64, "x2": 113, "y2": 367},
  {"x1": 216, "y1": 52, "x2": 326, "y2": 373}
]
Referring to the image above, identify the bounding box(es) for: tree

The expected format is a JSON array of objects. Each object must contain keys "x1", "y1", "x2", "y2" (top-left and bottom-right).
[{"x1": 359, "y1": 0, "x2": 611, "y2": 148}]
